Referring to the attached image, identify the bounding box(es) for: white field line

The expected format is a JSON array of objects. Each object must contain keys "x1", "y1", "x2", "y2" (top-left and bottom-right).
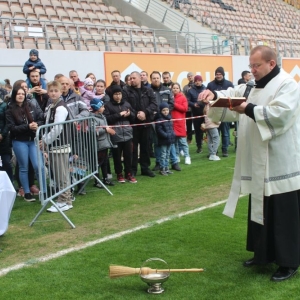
[{"x1": 0, "y1": 200, "x2": 226, "y2": 277}]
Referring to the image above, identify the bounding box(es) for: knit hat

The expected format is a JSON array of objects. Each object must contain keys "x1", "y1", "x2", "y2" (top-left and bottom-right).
[
  {"x1": 84, "y1": 78, "x2": 94, "y2": 86},
  {"x1": 90, "y1": 98, "x2": 104, "y2": 111},
  {"x1": 215, "y1": 66, "x2": 225, "y2": 76},
  {"x1": 194, "y1": 75, "x2": 203, "y2": 82},
  {"x1": 111, "y1": 85, "x2": 122, "y2": 95},
  {"x1": 159, "y1": 101, "x2": 169, "y2": 111},
  {"x1": 29, "y1": 49, "x2": 39, "y2": 57}
]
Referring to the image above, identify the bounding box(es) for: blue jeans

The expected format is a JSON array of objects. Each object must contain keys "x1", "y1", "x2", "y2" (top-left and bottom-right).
[
  {"x1": 175, "y1": 137, "x2": 190, "y2": 158},
  {"x1": 207, "y1": 128, "x2": 220, "y2": 155},
  {"x1": 160, "y1": 145, "x2": 171, "y2": 168},
  {"x1": 169, "y1": 143, "x2": 177, "y2": 165},
  {"x1": 218, "y1": 122, "x2": 230, "y2": 153},
  {"x1": 12, "y1": 140, "x2": 46, "y2": 194}
]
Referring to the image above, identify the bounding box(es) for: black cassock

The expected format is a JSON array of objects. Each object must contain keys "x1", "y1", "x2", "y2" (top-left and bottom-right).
[{"x1": 246, "y1": 190, "x2": 300, "y2": 268}]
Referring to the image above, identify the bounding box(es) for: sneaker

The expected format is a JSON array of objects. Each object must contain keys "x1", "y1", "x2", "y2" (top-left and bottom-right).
[
  {"x1": 180, "y1": 150, "x2": 185, "y2": 156},
  {"x1": 166, "y1": 168, "x2": 173, "y2": 174},
  {"x1": 117, "y1": 173, "x2": 126, "y2": 183},
  {"x1": 160, "y1": 170, "x2": 168, "y2": 176},
  {"x1": 30, "y1": 185, "x2": 40, "y2": 195},
  {"x1": 18, "y1": 187, "x2": 25, "y2": 197},
  {"x1": 185, "y1": 157, "x2": 191, "y2": 165},
  {"x1": 24, "y1": 193, "x2": 36, "y2": 202},
  {"x1": 171, "y1": 163, "x2": 181, "y2": 171},
  {"x1": 209, "y1": 155, "x2": 221, "y2": 161},
  {"x1": 94, "y1": 182, "x2": 103, "y2": 189},
  {"x1": 222, "y1": 152, "x2": 229, "y2": 157},
  {"x1": 47, "y1": 202, "x2": 73, "y2": 213},
  {"x1": 152, "y1": 164, "x2": 160, "y2": 171},
  {"x1": 196, "y1": 147, "x2": 203, "y2": 153},
  {"x1": 126, "y1": 173, "x2": 137, "y2": 183},
  {"x1": 141, "y1": 169, "x2": 156, "y2": 177},
  {"x1": 103, "y1": 179, "x2": 115, "y2": 186},
  {"x1": 71, "y1": 196, "x2": 76, "y2": 202}
]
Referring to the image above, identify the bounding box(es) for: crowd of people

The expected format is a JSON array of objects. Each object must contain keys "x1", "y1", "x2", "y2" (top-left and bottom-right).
[{"x1": 0, "y1": 48, "x2": 237, "y2": 211}]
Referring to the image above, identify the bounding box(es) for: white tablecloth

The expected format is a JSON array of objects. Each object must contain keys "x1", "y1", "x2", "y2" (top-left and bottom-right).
[{"x1": 0, "y1": 171, "x2": 16, "y2": 236}]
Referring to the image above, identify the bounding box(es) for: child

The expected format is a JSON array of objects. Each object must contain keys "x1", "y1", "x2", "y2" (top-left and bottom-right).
[
  {"x1": 90, "y1": 98, "x2": 115, "y2": 187},
  {"x1": 171, "y1": 82, "x2": 191, "y2": 165},
  {"x1": 41, "y1": 80, "x2": 73, "y2": 212},
  {"x1": 203, "y1": 103, "x2": 221, "y2": 161},
  {"x1": 80, "y1": 78, "x2": 102, "y2": 110},
  {"x1": 104, "y1": 85, "x2": 137, "y2": 183},
  {"x1": 23, "y1": 49, "x2": 47, "y2": 89},
  {"x1": 155, "y1": 102, "x2": 176, "y2": 175}
]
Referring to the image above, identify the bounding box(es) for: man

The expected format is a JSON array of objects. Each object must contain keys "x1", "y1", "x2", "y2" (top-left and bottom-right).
[
  {"x1": 187, "y1": 75, "x2": 206, "y2": 153},
  {"x1": 140, "y1": 71, "x2": 151, "y2": 88},
  {"x1": 124, "y1": 71, "x2": 157, "y2": 177},
  {"x1": 69, "y1": 70, "x2": 84, "y2": 95},
  {"x1": 105, "y1": 70, "x2": 127, "y2": 100},
  {"x1": 162, "y1": 71, "x2": 173, "y2": 88},
  {"x1": 27, "y1": 70, "x2": 49, "y2": 112},
  {"x1": 183, "y1": 72, "x2": 194, "y2": 144},
  {"x1": 150, "y1": 71, "x2": 180, "y2": 172},
  {"x1": 58, "y1": 76, "x2": 90, "y2": 195},
  {"x1": 199, "y1": 45, "x2": 300, "y2": 282},
  {"x1": 238, "y1": 70, "x2": 252, "y2": 85},
  {"x1": 207, "y1": 67, "x2": 234, "y2": 157}
]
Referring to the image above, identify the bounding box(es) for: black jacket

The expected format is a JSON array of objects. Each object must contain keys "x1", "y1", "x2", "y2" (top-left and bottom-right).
[
  {"x1": 6, "y1": 101, "x2": 44, "y2": 141},
  {"x1": 104, "y1": 98, "x2": 135, "y2": 144},
  {"x1": 206, "y1": 78, "x2": 234, "y2": 91},
  {"x1": 151, "y1": 84, "x2": 174, "y2": 112},
  {"x1": 155, "y1": 113, "x2": 175, "y2": 146},
  {"x1": 187, "y1": 84, "x2": 206, "y2": 116},
  {"x1": 105, "y1": 80, "x2": 127, "y2": 100},
  {"x1": 0, "y1": 99, "x2": 11, "y2": 155},
  {"x1": 123, "y1": 86, "x2": 157, "y2": 124}
]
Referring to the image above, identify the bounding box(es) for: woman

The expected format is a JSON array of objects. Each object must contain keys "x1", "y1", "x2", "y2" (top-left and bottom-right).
[
  {"x1": 171, "y1": 82, "x2": 191, "y2": 165},
  {"x1": 95, "y1": 79, "x2": 110, "y2": 104},
  {"x1": 6, "y1": 86, "x2": 46, "y2": 201},
  {"x1": 8, "y1": 80, "x2": 41, "y2": 196}
]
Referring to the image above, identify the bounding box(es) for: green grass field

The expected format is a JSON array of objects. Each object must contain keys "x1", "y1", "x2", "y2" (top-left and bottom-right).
[{"x1": 0, "y1": 138, "x2": 298, "y2": 299}]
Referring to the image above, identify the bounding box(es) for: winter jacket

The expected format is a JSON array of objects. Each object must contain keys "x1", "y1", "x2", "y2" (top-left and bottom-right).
[
  {"x1": 123, "y1": 86, "x2": 157, "y2": 124},
  {"x1": 0, "y1": 99, "x2": 11, "y2": 155},
  {"x1": 27, "y1": 80, "x2": 50, "y2": 112},
  {"x1": 91, "y1": 112, "x2": 114, "y2": 151},
  {"x1": 79, "y1": 86, "x2": 102, "y2": 109},
  {"x1": 151, "y1": 84, "x2": 174, "y2": 112},
  {"x1": 95, "y1": 93, "x2": 110, "y2": 104},
  {"x1": 6, "y1": 100, "x2": 44, "y2": 141},
  {"x1": 206, "y1": 78, "x2": 234, "y2": 92},
  {"x1": 187, "y1": 84, "x2": 206, "y2": 116},
  {"x1": 155, "y1": 113, "x2": 175, "y2": 146},
  {"x1": 104, "y1": 98, "x2": 135, "y2": 144},
  {"x1": 61, "y1": 89, "x2": 90, "y2": 120},
  {"x1": 23, "y1": 58, "x2": 47, "y2": 75},
  {"x1": 171, "y1": 93, "x2": 188, "y2": 137}
]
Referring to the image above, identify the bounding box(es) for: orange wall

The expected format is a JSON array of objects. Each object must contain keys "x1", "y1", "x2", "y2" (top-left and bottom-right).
[
  {"x1": 282, "y1": 58, "x2": 300, "y2": 82},
  {"x1": 104, "y1": 52, "x2": 233, "y2": 87}
]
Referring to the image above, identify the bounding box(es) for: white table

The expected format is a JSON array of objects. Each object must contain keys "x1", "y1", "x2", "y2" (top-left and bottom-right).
[{"x1": 0, "y1": 171, "x2": 16, "y2": 236}]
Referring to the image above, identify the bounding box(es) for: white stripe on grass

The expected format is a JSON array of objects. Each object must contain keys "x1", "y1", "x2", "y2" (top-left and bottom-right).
[{"x1": 0, "y1": 200, "x2": 226, "y2": 277}]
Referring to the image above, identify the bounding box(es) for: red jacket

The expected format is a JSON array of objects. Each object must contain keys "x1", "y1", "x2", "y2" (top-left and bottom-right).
[{"x1": 171, "y1": 92, "x2": 188, "y2": 137}]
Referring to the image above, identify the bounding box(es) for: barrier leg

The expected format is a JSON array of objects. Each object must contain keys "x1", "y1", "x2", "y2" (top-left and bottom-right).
[
  {"x1": 93, "y1": 174, "x2": 113, "y2": 196},
  {"x1": 30, "y1": 199, "x2": 76, "y2": 228}
]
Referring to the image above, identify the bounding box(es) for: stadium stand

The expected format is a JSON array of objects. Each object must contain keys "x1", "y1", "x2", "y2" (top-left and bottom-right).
[
  {"x1": 167, "y1": 0, "x2": 300, "y2": 56},
  {"x1": 0, "y1": 0, "x2": 299, "y2": 56}
]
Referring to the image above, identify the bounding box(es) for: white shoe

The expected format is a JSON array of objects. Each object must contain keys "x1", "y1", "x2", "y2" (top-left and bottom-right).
[
  {"x1": 185, "y1": 157, "x2": 191, "y2": 164},
  {"x1": 177, "y1": 156, "x2": 180, "y2": 163},
  {"x1": 47, "y1": 202, "x2": 73, "y2": 213},
  {"x1": 180, "y1": 150, "x2": 184, "y2": 156},
  {"x1": 209, "y1": 155, "x2": 221, "y2": 161}
]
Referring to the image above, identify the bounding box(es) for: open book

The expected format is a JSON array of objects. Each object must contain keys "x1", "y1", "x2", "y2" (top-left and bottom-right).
[{"x1": 211, "y1": 97, "x2": 246, "y2": 108}]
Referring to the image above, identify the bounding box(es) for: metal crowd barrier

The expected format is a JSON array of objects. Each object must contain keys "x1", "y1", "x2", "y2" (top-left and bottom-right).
[{"x1": 30, "y1": 116, "x2": 112, "y2": 228}]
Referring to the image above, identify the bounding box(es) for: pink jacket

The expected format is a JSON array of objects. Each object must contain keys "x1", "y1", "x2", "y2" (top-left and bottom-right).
[{"x1": 79, "y1": 86, "x2": 102, "y2": 109}]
